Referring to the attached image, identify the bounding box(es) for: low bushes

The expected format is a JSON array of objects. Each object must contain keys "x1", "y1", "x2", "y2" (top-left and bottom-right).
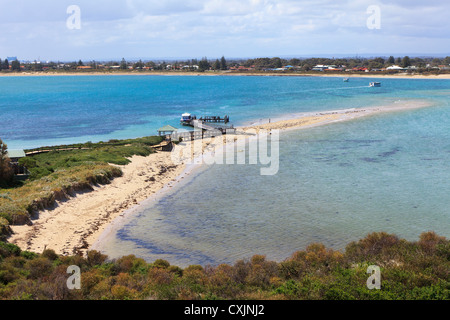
[{"x1": 0, "y1": 231, "x2": 447, "y2": 300}]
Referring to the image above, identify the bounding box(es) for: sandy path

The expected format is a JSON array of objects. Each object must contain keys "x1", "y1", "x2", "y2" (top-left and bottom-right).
[{"x1": 9, "y1": 148, "x2": 187, "y2": 255}]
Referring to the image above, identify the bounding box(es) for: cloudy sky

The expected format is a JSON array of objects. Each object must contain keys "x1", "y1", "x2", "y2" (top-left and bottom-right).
[{"x1": 1, "y1": 0, "x2": 449, "y2": 61}]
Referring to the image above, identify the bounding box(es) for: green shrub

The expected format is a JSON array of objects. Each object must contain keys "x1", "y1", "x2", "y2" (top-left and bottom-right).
[
  {"x1": 273, "y1": 279, "x2": 301, "y2": 298},
  {"x1": 0, "y1": 231, "x2": 447, "y2": 300},
  {"x1": 114, "y1": 255, "x2": 149, "y2": 274},
  {"x1": 18, "y1": 157, "x2": 37, "y2": 169},
  {"x1": 86, "y1": 250, "x2": 108, "y2": 267},
  {"x1": 153, "y1": 259, "x2": 170, "y2": 269},
  {"x1": 168, "y1": 265, "x2": 183, "y2": 277},
  {"x1": 20, "y1": 250, "x2": 38, "y2": 260},
  {"x1": 0, "y1": 242, "x2": 21, "y2": 259},
  {"x1": 25, "y1": 257, "x2": 54, "y2": 280},
  {"x1": 0, "y1": 217, "x2": 11, "y2": 240},
  {"x1": 42, "y1": 249, "x2": 59, "y2": 261}
]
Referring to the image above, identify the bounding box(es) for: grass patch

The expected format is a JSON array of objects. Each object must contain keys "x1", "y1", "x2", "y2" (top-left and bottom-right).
[{"x1": 0, "y1": 136, "x2": 163, "y2": 230}]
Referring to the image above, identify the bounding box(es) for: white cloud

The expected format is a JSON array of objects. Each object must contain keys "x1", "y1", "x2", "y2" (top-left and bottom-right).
[{"x1": 1, "y1": 0, "x2": 449, "y2": 60}]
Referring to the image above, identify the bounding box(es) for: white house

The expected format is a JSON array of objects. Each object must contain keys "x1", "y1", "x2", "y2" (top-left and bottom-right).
[
  {"x1": 312, "y1": 65, "x2": 329, "y2": 71},
  {"x1": 386, "y1": 65, "x2": 406, "y2": 71}
]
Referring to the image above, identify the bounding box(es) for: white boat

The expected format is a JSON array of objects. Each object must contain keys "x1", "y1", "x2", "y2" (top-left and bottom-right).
[
  {"x1": 369, "y1": 82, "x2": 381, "y2": 87},
  {"x1": 180, "y1": 113, "x2": 192, "y2": 125},
  {"x1": 343, "y1": 78, "x2": 349, "y2": 82}
]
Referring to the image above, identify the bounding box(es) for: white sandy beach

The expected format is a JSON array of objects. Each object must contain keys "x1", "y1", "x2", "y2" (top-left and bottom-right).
[{"x1": 8, "y1": 99, "x2": 435, "y2": 256}]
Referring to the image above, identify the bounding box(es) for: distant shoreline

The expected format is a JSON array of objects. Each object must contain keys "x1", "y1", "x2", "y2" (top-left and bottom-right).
[{"x1": 1, "y1": 71, "x2": 450, "y2": 79}]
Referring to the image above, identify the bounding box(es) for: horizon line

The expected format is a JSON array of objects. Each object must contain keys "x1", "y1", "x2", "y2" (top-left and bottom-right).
[{"x1": 6, "y1": 53, "x2": 450, "y2": 63}]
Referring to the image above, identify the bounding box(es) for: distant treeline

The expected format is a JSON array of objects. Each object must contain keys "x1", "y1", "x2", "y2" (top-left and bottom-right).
[
  {"x1": 239, "y1": 55, "x2": 450, "y2": 70},
  {"x1": 2, "y1": 55, "x2": 450, "y2": 73}
]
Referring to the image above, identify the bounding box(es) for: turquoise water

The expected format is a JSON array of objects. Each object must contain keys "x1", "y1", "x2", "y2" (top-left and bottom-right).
[
  {"x1": 2, "y1": 75, "x2": 448, "y2": 149},
  {"x1": 97, "y1": 102, "x2": 450, "y2": 267},
  {"x1": 1, "y1": 75, "x2": 449, "y2": 267}
]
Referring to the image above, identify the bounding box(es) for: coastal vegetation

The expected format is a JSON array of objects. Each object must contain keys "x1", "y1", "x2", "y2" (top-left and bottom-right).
[
  {"x1": 0, "y1": 139, "x2": 14, "y2": 188},
  {"x1": 0, "y1": 231, "x2": 447, "y2": 300},
  {"x1": 0, "y1": 136, "x2": 163, "y2": 236}
]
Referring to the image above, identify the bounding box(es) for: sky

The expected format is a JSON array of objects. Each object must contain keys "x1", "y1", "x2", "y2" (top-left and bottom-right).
[{"x1": 1, "y1": 0, "x2": 450, "y2": 61}]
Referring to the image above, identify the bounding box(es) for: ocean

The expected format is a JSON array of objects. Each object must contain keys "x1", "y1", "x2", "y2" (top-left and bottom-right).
[{"x1": 1, "y1": 75, "x2": 449, "y2": 267}]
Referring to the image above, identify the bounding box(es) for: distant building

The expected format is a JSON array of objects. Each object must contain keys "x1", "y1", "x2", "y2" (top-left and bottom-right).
[
  {"x1": 6, "y1": 149, "x2": 26, "y2": 175},
  {"x1": 386, "y1": 65, "x2": 407, "y2": 71},
  {"x1": 352, "y1": 67, "x2": 369, "y2": 72},
  {"x1": 6, "y1": 56, "x2": 18, "y2": 61},
  {"x1": 157, "y1": 125, "x2": 178, "y2": 137},
  {"x1": 6, "y1": 149, "x2": 25, "y2": 163},
  {"x1": 324, "y1": 65, "x2": 344, "y2": 71}
]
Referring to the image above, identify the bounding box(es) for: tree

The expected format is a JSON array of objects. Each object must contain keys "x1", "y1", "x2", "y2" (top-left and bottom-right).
[
  {"x1": 271, "y1": 57, "x2": 283, "y2": 68},
  {"x1": 412, "y1": 57, "x2": 425, "y2": 68},
  {"x1": 120, "y1": 58, "x2": 127, "y2": 70},
  {"x1": 77, "y1": 59, "x2": 84, "y2": 66},
  {"x1": 401, "y1": 56, "x2": 411, "y2": 68},
  {"x1": 213, "y1": 59, "x2": 221, "y2": 71},
  {"x1": 133, "y1": 60, "x2": 144, "y2": 69},
  {"x1": 368, "y1": 57, "x2": 385, "y2": 69},
  {"x1": 288, "y1": 58, "x2": 301, "y2": 67},
  {"x1": 3, "y1": 59, "x2": 9, "y2": 70},
  {"x1": 0, "y1": 138, "x2": 13, "y2": 186},
  {"x1": 387, "y1": 56, "x2": 395, "y2": 65},
  {"x1": 302, "y1": 63, "x2": 312, "y2": 71},
  {"x1": 198, "y1": 57, "x2": 210, "y2": 72},
  {"x1": 220, "y1": 56, "x2": 227, "y2": 70},
  {"x1": 32, "y1": 60, "x2": 42, "y2": 72},
  {"x1": 431, "y1": 58, "x2": 441, "y2": 67},
  {"x1": 11, "y1": 60, "x2": 20, "y2": 71},
  {"x1": 145, "y1": 61, "x2": 156, "y2": 69},
  {"x1": 444, "y1": 56, "x2": 450, "y2": 65}
]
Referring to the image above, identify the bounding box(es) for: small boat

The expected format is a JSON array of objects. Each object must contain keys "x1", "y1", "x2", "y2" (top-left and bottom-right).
[
  {"x1": 369, "y1": 82, "x2": 381, "y2": 87},
  {"x1": 343, "y1": 78, "x2": 349, "y2": 82},
  {"x1": 180, "y1": 113, "x2": 192, "y2": 125}
]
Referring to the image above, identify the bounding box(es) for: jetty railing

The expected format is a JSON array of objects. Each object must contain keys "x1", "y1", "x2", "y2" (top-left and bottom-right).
[{"x1": 171, "y1": 128, "x2": 236, "y2": 142}]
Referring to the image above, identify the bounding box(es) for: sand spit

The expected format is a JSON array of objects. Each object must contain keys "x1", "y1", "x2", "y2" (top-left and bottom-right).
[
  {"x1": 242, "y1": 99, "x2": 434, "y2": 133},
  {"x1": 8, "y1": 99, "x2": 434, "y2": 255},
  {"x1": 9, "y1": 149, "x2": 187, "y2": 255}
]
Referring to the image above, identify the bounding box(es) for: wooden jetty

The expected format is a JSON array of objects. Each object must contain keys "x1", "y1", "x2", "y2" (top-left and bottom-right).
[
  {"x1": 173, "y1": 113, "x2": 235, "y2": 142},
  {"x1": 197, "y1": 115, "x2": 230, "y2": 123},
  {"x1": 180, "y1": 113, "x2": 230, "y2": 127}
]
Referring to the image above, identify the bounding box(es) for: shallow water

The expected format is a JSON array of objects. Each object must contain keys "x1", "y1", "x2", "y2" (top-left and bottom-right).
[
  {"x1": 96, "y1": 98, "x2": 450, "y2": 267},
  {"x1": 2, "y1": 75, "x2": 449, "y2": 267},
  {"x1": 2, "y1": 75, "x2": 449, "y2": 149}
]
